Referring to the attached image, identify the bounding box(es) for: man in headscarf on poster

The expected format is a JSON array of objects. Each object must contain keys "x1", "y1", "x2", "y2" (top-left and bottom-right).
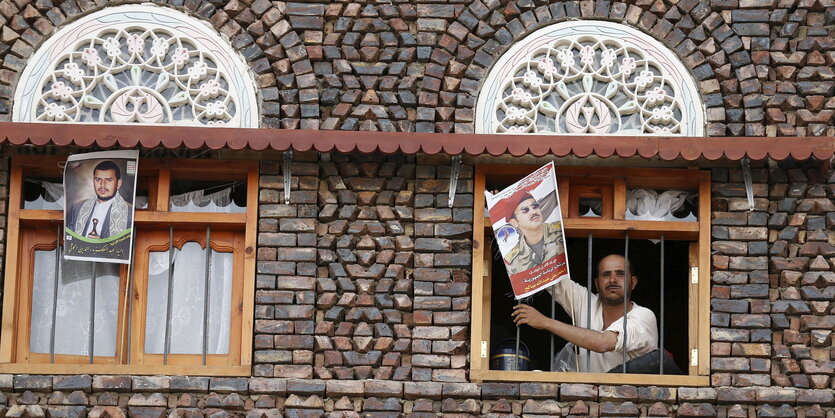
[
  {"x1": 502, "y1": 189, "x2": 565, "y2": 275},
  {"x1": 67, "y1": 160, "x2": 133, "y2": 239}
]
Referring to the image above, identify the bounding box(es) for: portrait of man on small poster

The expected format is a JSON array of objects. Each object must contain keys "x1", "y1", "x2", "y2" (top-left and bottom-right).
[
  {"x1": 64, "y1": 150, "x2": 139, "y2": 264},
  {"x1": 486, "y1": 162, "x2": 570, "y2": 299}
]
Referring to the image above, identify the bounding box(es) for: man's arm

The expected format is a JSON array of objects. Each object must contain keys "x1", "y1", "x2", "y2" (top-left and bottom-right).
[
  {"x1": 512, "y1": 304, "x2": 617, "y2": 353},
  {"x1": 548, "y1": 275, "x2": 595, "y2": 323}
]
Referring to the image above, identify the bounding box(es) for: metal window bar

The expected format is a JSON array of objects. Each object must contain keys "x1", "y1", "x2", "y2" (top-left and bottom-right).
[
  {"x1": 202, "y1": 226, "x2": 212, "y2": 365},
  {"x1": 164, "y1": 225, "x2": 175, "y2": 365},
  {"x1": 659, "y1": 234, "x2": 665, "y2": 374},
  {"x1": 586, "y1": 232, "x2": 593, "y2": 373},
  {"x1": 89, "y1": 262, "x2": 97, "y2": 364},
  {"x1": 126, "y1": 235, "x2": 137, "y2": 365},
  {"x1": 514, "y1": 300, "x2": 521, "y2": 371},
  {"x1": 550, "y1": 290, "x2": 555, "y2": 371},
  {"x1": 50, "y1": 225, "x2": 61, "y2": 364},
  {"x1": 622, "y1": 233, "x2": 629, "y2": 373}
]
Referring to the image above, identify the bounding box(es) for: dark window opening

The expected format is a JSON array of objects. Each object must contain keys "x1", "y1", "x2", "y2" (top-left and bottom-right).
[{"x1": 489, "y1": 237, "x2": 690, "y2": 374}]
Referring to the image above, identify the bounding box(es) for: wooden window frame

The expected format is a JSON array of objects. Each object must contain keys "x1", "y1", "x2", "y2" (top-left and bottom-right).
[
  {"x1": 0, "y1": 156, "x2": 257, "y2": 376},
  {"x1": 470, "y1": 164, "x2": 711, "y2": 386}
]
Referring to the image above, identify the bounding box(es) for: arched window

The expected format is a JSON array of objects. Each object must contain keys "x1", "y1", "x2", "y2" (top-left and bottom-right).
[
  {"x1": 12, "y1": 4, "x2": 259, "y2": 127},
  {"x1": 475, "y1": 21, "x2": 704, "y2": 136}
]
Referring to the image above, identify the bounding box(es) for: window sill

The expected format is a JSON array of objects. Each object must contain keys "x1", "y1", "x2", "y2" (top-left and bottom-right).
[
  {"x1": 18, "y1": 209, "x2": 247, "y2": 228},
  {"x1": 0, "y1": 363, "x2": 250, "y2": 376},
  {"x1": 471, "y1": 369, "x2": 710, "y2": 387}
]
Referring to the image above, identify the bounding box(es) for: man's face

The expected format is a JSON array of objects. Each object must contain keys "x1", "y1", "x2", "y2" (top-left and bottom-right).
[
  {"x1": 509, "y1": 198, "x2": 543, "y2": 232},
  {"x1": 93, "y1": 168, "x2": 121, "y2": 202},
  {"x1": 596, "y1": 255, "x2": 638, "y2": 304}
]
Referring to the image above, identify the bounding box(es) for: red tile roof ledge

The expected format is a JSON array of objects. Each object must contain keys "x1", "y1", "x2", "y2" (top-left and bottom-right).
[{"x1": 0, "y1": 122, "x2": 832, "y2": 161}]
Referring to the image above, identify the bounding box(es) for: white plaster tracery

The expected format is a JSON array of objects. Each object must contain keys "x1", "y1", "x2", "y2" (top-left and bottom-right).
[
  {"x1": 475, "y1": 21, "x2": 705, "y2": 136},
  {"x1": 13, "y1": 5, "x2": 259, "y2": 127}
]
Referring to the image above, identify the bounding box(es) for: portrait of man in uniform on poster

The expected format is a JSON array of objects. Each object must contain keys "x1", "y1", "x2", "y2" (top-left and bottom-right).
[
  {"x1": 501, "y1": 189, "x2": 563, "y2": 276},
  {"x1": 486, "y1": 162, "x2": 570, "y2": 299},
  {"x1": 64, "y1": 150, "x2": 139, "y2": 264}
]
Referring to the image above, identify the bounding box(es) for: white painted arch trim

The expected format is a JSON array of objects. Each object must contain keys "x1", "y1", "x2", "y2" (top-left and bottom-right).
[
  {"x1": 475, "y1": 20, "x2": 705, "y2": 136},
  {"x1": 13, "y1": 3, "x2": 260, "y2": 128}
]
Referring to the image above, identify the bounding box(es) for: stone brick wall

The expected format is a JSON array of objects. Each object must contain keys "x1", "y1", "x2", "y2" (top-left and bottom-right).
[
  {"x1": 252, "y1": 152, "x2": 476, "y2": 384},
  {"x1": 411, "y1": 157, "x2": 473, "y2": 383},
  {"x1": 710, "y1": 164, "x2": 773, "y2": 388},
  {"x1": 314, "y1": 153, "x2": 416, "y2": 381},
  {"x1": 710, "y1": 160, "x2": 835, "y2": 393},
  {"x1": 0, "y1": 154, "x2": 832, "y2": 417},
  {"x1": 767, "y1": 161, "x2": 835, "y2": 390},
  {"x1": 254, "y1": 156, "x2": 320, "y2": 379},
  {"x1": 1, "y1": 376, "x2": 835, "y2": 416},
  {"x1": 1, "y1": 0, "x2": 833, "y2": 135},
  {"x1": 0, "y1": 0, "x2": 834, "y2": 415}
]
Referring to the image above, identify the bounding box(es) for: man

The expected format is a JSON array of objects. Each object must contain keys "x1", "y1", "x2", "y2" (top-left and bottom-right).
[
  {"x1": 511, "y1": 254, "x2": 658, "y2": 373},
  {"x1": 502, "y1": 190, "x2": 565, "y2": 275},
  {"x1": 67, "y1": 160, "x2": 132, "y2": 239}
]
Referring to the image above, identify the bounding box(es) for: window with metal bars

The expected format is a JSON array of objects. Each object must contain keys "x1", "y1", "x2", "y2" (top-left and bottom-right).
[
  {"x1": 471, "y1": 164, "x2": 711, "y2": 386},
  {"x1": 0, "y1": 156, "x2": 257, "y2": 375}
]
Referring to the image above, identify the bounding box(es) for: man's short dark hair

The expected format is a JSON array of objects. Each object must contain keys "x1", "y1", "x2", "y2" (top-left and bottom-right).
[{"x1": 94, "y1": 160, "x2": 121, "y2": 180}]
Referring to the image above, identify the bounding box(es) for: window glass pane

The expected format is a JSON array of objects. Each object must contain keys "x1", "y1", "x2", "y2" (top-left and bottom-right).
[
  {"x1": 625, "y1": 188, "x2": 697, "y2": 221},
  {"x1": 145, "y1": 242, "x2": 233, "y2": 354},
  {"x1": 23, "y1": 179, "x2": 64, "y2": 210},
  {"x1": 30, "y1": 251, "x2": 120, "y2": 356},
  {"x1": 169, "y1": 181, "x2": 246, "y2": 213}
]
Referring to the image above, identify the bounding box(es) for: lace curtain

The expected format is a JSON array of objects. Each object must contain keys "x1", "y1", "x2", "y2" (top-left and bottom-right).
[
  {"x1": 144, "y1": 242, "x2": 233, "y2": 355},
  {"x1": 24, "y1": 180, "x2": 65, "y2": 210},
  {"x1": 30, "y1": 250, "x2": 120, "y2": 356},
  {"x1": 169, "y1": 186, "x2": 244, "y2": 213},
  {"x1": 626, "y1": 189, "x2": 697, "y2": 221},
  {"x1": 24, "y1": 180, "x2": 243, "y2": 213}
]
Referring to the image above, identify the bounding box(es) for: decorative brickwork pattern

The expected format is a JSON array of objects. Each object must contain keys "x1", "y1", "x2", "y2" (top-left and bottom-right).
[
  {"x1": 764, "y1": 6, "x2": 835, "y2": 137},
  {"x1": 314, "y1": 153, "x2": 416, "y2": 381},
  {"x1": 0, "y1": 0, "x2": 834, "y2": 416},
  {"x1": 1, "y1": 0, "x2": 833, "y2": 136},
  {"x1": 318, "y1": 3, "x2": 421, "y2": 132},
  {"x1": 767, "y1": 161, "x2": 835, "y2": 389}
]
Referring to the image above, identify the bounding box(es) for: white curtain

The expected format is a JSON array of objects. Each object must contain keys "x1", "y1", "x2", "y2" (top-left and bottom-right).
[
  {"x1": 169, "y1": 186, "x2": 244, "y2": 213},
  {"x1": 144, "y1": 242, "x2": 233, "y2": 355},
  {"x1": 24, "y1": 180, "x2": 64, "y2": 210},
  {"x1": 24, "y1": 180, "x2": 150, "y2": 210},
  {"x1": 625, "y1": 189, "x2": 697, "y2": 222},
  {"x1": 30, "y1": 251, "x2": 120, "y2": 356}
]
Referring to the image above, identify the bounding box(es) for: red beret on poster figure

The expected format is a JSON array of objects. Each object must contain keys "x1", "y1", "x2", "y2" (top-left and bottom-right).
[{"x1": 488, "y1": 188, "x2": 537, "y2": 224}]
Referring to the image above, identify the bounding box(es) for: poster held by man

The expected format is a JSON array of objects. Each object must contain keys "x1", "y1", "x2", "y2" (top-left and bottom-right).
[
  {"x1": 485, "y1": 162, "x2": 569, "y2": 299},
  {"x1": 64, "y1": 150, "x2": 139, "y2": 264}
]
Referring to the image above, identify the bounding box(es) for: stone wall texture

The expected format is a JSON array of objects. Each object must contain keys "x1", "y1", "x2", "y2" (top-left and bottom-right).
[
  {"x1": 0, "y1": 0, "x2": 834, "y2": 135},
  {"x1": 1, "y1": 0, "x2": 835, "y2": 417}
]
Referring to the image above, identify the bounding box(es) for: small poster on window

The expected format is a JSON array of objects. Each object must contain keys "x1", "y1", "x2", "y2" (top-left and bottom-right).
[
  {"x1": 485, "y1": 162, "x2": 569, "y2": 299},
  {"x1": 63, "y1": 150, "x2": 139, "y2": 264}
]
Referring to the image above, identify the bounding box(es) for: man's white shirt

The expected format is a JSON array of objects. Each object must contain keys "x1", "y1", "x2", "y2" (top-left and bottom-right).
[{"x1": 550, "y1": 277, "x2": 658, "y2": 373}]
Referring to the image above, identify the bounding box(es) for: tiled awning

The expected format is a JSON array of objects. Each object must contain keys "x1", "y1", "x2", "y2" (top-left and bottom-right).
[{"x1": 0, "y1": 122, "x2": 832, "y2": 161}]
